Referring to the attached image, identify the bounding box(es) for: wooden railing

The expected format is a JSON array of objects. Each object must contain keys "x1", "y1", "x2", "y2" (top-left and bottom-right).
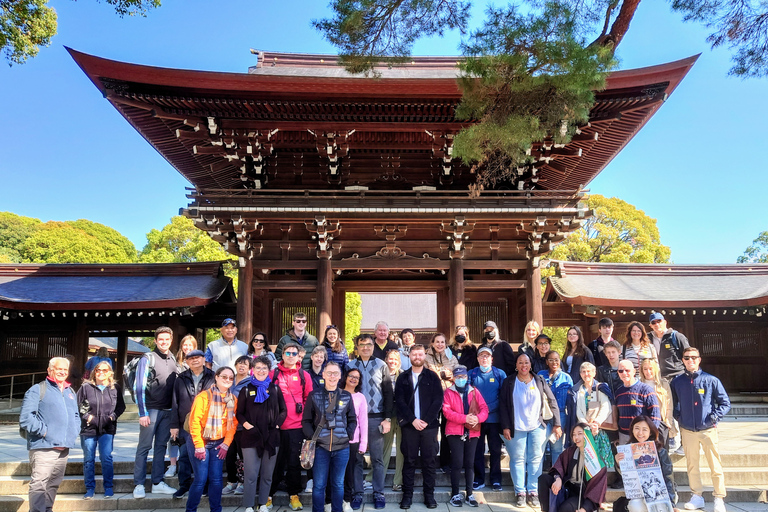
[{"x1": 0, "y1": 372, "x2": 49, "y2": 410}]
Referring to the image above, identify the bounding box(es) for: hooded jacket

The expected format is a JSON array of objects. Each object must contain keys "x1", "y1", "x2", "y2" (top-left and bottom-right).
[
  {"x1": 479, "y1": 329, "x2": 517, "y2": 376},
  {"x1": 671, "y1": 368, "x2": 730, "y2": 431},
  {"x1": 76, "y1": 382, "x2": 126, "y2": 437}
]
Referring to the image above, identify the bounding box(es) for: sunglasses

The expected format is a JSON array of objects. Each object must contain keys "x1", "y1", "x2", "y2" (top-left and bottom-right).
[
  {"x1": 617, "y1": 369, "x2": 632, "y2": 373},
  {"x1": 682, "y1": 356, "x2": 700, "y2": 360},
  {"x1": 218, "y1": 375, "x2": 234, "y2": 381},
  {"x1": 294, "y1": 319, "x2": 307, "y2": 323},
  {"x1": 284, "y1": 351, "x2": 299, "y2": 356},
  {"x1": 253, "y1": 338, "x2": 265, "y2": 343},
  {"x1": 95, "y1": 369, "x2": 111, "y2": 374}
]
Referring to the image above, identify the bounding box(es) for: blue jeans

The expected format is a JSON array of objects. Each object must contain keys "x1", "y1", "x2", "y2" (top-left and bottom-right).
[
  {"x1": 313, "y1": 447, "x2": 350, "y2": 512},
  {"x1": 81, "y1": 434, "x2": 114, "y2": 492},
  {"x1": 501, "y1": 424, "x2": 547, "y2": 494},
  {"x1": 545, "y1": 421, "x2": 565, "y2": 467},
  {"x1": 186, "y1": 439, "x2": 225, "y2": 512}
]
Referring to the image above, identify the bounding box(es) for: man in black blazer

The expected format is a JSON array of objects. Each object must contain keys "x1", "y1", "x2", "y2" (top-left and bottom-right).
[{"x1": 395, "y1": 344, "x2": 444, "y2": 509}]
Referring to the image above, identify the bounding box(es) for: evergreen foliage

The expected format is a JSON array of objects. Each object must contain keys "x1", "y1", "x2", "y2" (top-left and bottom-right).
[
  {"x1": 21, "y1": 219, "x2": 138, "y2": 263},
  {"x1": 737, "y1": 231, "x2": 768, "y2": 263},
  {"x1": 344, "y1": 291, "x2": 362, "y2": 353}
]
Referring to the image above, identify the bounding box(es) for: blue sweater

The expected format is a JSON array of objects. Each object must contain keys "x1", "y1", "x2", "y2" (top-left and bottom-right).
[
  {"x1": 19, "y1": 379, "x2": 80, "y2": 450},
  {"x1": 468, "y1": 366, "x2": 507, "y2": 423},
  {"x1": 538, "y1": 369, "x2": 573, "y2": 425},
  {"x1": 671, "y1": 369, "x2": 730, "y2": 432}
]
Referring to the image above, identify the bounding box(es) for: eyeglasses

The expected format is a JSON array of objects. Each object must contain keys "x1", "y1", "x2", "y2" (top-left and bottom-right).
[
  {"x1": 567, "y1": 333, "x2": 579, "y2": 337},
  {"x1": 253, "y1": 338, "x2": 265, "y2": 343},
  {"x1": 682, "y1": 356, "x2": 700, "y2": 360},
  {"x1": 617, "y1": 369, "x2": 632, "y2": 374},
  {"x1": 294, "y1": 319, "x2": 307, "y2": 323},
  {"x1": 254, "y1": 367, "x2": 269, "y2": 372},
  {"x1": 94, "y1": 369, "x2": 111, "y2": 374},
  {"x1": 358, "y1": 343, "x2": 374, "y2": 348},
  {"x1": 324, "y1": 371, "x2": 341, "y2": 376},
  {"x1": 284, "y1": 351, "x2": 299, "y2": 356},
  {"x1": 347, "y1": 375, "x2": 360, "y2": 381},
  {"x1": 218, "y1": 375, "x2": 234, "y2": 381},
  {"x1": 546, "y1": 359, "x2": 559, "y2": 363}
]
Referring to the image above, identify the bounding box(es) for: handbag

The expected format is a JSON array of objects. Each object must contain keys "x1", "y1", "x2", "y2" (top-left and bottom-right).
[
  {"x1": 600, "y1": 405, "x2": 619, "y2": 431},
  {"x1": 657, "y1": 420, "x2": 670, "y2": 446},
  {"x1": 542, "y1": 397, "x2": 554, "y2": 421},
  {"x1": 300, "y1": 425, "x2": 322, "y2": 469}
]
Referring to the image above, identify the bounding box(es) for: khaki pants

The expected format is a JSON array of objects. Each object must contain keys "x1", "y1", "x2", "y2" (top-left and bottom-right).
[{"x1": 680, "y1": 427, "x2": 726, "y2": 498}]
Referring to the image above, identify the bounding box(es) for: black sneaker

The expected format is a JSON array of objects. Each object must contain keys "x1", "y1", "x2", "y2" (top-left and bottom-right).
[
  {"x1": 527, "y1": 494, "x2": 540, "y2": 508},
  {"x1": 466, "y1": 494, "x2": 479, "y2": 507},
  {"x1": 173, "y1": 489, "x2": 189, "y2": 499},
  {"x1": 472, "y1": 482, "x2": 485, "y2": 490},
  {"x1": 492, "y1": 483, "x2": 503, "y2": 492},
  {"x1": 515, "y1": 494, "x2": 526, "y2": 508},
  {"x1": 450, "y1": 494, "x2": 463, "y2": 507},
  {"x1": 400, "y1": 497, "x2": 412, "y2": 510}
]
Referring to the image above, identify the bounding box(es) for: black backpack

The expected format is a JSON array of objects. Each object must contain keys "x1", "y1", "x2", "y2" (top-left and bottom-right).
[{"x1": 123, "y1": 352, "x2": 156, "y2": 402}]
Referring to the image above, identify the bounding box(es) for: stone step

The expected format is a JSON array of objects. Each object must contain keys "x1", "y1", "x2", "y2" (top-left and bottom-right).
[
  {"x1": 726, "y1": 404, "x2": 768, "y2": 417},
  {"x1": 0, "y1": 486, "x2": 765, "y2": 512}
]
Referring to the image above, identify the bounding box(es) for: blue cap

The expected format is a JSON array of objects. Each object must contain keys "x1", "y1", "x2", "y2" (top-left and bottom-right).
[
  {"x1": 453, "y1": 365, "x2": 468, "y2": 378},
  {"x1": 186, "y1": 349, "x2": 205, "y2": 359},
  {"x1": 222, "y1": 318, "x2": 236, "y2": 327},
  {"x1": 649, "y1": 312, "x2": 664, "y2": 323}
]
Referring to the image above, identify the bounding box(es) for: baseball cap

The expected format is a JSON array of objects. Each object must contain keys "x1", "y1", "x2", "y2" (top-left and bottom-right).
[
  {"x1": 186, "y1": 349, "x2": 205, "y2": 359},
  {"x1": 222, "y1": 318, "x2": 236, "y2": 327},
  {"x1": 483, "y1": 320, "x2": 498, "y2": 329},
  {"x1": 649, "y1": 312, "x2": 664, "y2": 323}
]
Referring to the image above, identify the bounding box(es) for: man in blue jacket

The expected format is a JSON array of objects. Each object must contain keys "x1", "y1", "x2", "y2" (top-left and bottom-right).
[
  {"x1": 19, "y1": 357, "x2": 80, "y2": 512},
  {"x1": 671, "y1": 347, "x2": 730, "y2": 512}
]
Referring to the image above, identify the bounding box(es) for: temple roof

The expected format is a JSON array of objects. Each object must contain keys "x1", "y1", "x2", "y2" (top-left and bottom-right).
[
  {"x1": 0, "y1": 262, "x2": 234, "y2": 311},
  {"x1": 546, "y1": 261, "x2": 768, "y2": 308},
  {"x1": 68, "y1": 49, "x2": 697, "y2": 193}
]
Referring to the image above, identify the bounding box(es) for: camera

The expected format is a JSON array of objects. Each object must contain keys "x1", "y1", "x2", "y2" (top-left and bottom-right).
[{"x1": 295, "y1": 403, "x2": 303, "y2": 414}]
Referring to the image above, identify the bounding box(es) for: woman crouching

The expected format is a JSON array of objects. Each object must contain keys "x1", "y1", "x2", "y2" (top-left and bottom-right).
[{"x1": 538, "y1": 423, "x2": 608, "y2": 512}]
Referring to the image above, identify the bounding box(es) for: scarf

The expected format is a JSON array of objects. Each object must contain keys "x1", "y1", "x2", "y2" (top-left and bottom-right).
[
  {"x1": 203, "y1": 385, "x2": 235, "y2": 440},
  {"x1": 249, "y1": 375, "x2": 272, "y2": 403}
]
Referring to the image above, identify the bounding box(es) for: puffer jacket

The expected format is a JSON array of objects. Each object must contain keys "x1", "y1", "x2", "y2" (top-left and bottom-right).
[
  {"x1": 19, "y1": 378, "x2": 80, "y2": 450},
  {"x1": 302, "y1": 387, "x2": 357, "y2": 451},
  {"x1": 442, "y1": 384, "x2": 489, "y2": 438},
  {"x1": 76, "y1": 382, "x2": 126, "y2": 437}
]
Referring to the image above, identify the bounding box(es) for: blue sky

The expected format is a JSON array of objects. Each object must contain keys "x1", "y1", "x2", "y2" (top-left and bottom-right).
[{"x1": 0, "y1": 0, "x2": 766, "y2": 263}]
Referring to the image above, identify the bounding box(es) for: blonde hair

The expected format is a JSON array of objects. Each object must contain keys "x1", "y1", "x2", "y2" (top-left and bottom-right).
[
  {"x1": 523, "y1": 320, "x2": 541, "y2": 343},
  {"x1": 87, "y1": 361, "x2": 115, "y2": 388},
  {"x1": 176, "y1": 334, "x2": 198, "y2": 362}
]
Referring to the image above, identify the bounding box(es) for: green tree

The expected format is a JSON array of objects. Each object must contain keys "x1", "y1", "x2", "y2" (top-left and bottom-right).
[
  {"x1": 0, "y1": 211, "x2": 41, "y2": 262},
  {"x1": 548, "y1": 195, "x2": 671, "y2": 264},
  {"x1": 139, "y1": 215, "x2": 239, "y2": 287},
  {"x1": 20, "y1": 219, "x2": 138, "y2": 263},
  {"x1": 1, "y1": 0, "x2": 160, "y2": 65},
  {"x1": 344, "y1": 291, "x2": 362, "y2": 353},
  {"x1": 737, "y1": 231, "x2": 768, "y2": 263}
]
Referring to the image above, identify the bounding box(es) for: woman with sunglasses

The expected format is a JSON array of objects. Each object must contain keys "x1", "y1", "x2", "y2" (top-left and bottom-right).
[
  {"x1": 237, "y1": 355, "x2": 287, "y2": 512},
  {"x1": 249, "y1": 332, "x2": 277, "y2": 369},
  {"x1": 77, "y1": 361, "x2": 126, "y2": 499},
  {"x1": 186, "y1": 366, "x2": 239, "y2": 512},
  {"x1": 344, "y1": 368, "x2": 368, "y2": 510}
]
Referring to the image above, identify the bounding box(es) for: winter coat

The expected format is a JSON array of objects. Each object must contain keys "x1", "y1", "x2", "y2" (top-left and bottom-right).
[
  {"x1": 77, "y1": 382, "x2": 126, "y2": 437},
  {"x1": 19, "y1": 378, "x2": 80, "y2": 451},
  {"x1": 276, "y1": 329, "x2": 319, "y2": 370},
  {"x1": 425, "y1": 348, "x2": 458, "y2": 391},
  {"x1": 302, "y1": 387, "x2": 357, "y2": 451},
  {"x1": 236, "y1": 381, "x2": 287, "y2": 457},
  {"x1": 442, "y1": 384, "x2": 489, "y2": 438},
  {"x1": 188, "y1": 388, "x2": 238, "y2": 449},
  {"x1": 671, "y1": 368, "x2": 730, "y2": 432},
  {"x1": 395, "y1": 368, "x2": 444, "y2": 430},
  {"x1": 171, "y1": 367, "x2": 216, "y2": 430}
]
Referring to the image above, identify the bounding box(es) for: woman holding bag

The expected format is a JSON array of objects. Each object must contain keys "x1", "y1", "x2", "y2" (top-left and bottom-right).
[
  {"x1": 443, "y1": 365, "x2": 489, "y2": 507},
  {"x1": 186, "y1": 366, "x2": 239, "y2": 512},
  {"x1": 565, "y1": 362, "x2": 614, "y2": 468},
  {"x1": 237, "y1": 355, "x2": 287, "y2": 512}
]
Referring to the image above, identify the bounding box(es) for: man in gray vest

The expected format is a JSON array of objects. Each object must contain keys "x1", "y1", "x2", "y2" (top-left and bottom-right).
[{"x1": 205, "y1": 318, "x2": 248, "y2": 371}]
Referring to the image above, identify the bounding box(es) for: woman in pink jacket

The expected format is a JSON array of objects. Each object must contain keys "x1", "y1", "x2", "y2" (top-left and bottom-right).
[
  {"x1": 344, "y1": 368, "x2": 368, "y2": 510},
  {"x1": 443, "y1": 365, "x2": 489, "y2": 507}
]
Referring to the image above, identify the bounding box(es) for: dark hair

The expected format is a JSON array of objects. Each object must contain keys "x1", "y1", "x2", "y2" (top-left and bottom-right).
[
  {"x1": 563, "y1": 325, "x2": 588, "y2": 359},
  {"x1": 215, "y1": 366, "x2": 235, "y2": 378},
  {"x1": 571, "y1": 422, "x2": 591, "y2": 439},
  {"x1": 252, "y1": 355, "x2": 272, "y2": 370},
  {"x1": 598, "y1": 317, "x2": 614, "y2": 328},
  {"x1": 544, "y1": 350, "x2": 560, "y2": 361},
  {"x1": 624, "y1": 321, "x2": 651, "y2": 349},
  {"x1": 293, "y1": 312, "x2": 307, "y2": 321},
  {"x1": 604, "y1": 340, "x2": 622, "y2": 352},
  {"x1": 248, "y1": 332, "x2": 273, "y2": 355},
  {"x1": 282, "y1": 341, "x2": 301, "y2": 354},
  {"x1": 629, "y1": 415, "x2": 662, "y2": 449},
  {"x1": 682, "y1": 347, "x2": 700, "y2": 357},
  {"x1": 400, "y1": 328, "x2": 415, "y2": 338},
  {"x1": 345, "y1": 368, "x2": 363, "y2": 393},
  {"x1": 356, "y1": 333, "x2": 374, "y2": 345},
  {"x1": 430, "y1": 332, "x2": 447, "y2": 345},
  {"x1": 235, "y1": 355, "x2": 253, "y2": 368},
  {"x1": 321, "y1": 325, "x2": 344, "y2": 353},
  {"x1": 155, "y1": 326, "x2": 173, "y2": 340}
]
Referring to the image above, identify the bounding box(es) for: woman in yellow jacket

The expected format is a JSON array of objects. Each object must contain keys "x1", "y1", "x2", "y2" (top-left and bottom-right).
[{"x1": 186, "y1": 366, "x2": 238, "y2": 512}]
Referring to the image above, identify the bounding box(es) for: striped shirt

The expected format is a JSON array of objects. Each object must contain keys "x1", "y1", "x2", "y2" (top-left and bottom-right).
[{"x1": 615, "y1": 381, "x2": 660, "y2": 435}]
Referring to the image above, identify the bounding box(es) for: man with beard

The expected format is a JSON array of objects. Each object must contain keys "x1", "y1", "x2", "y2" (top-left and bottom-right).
[{"x1": 395, "y1": 344, "x2": 444, "y2": 509}]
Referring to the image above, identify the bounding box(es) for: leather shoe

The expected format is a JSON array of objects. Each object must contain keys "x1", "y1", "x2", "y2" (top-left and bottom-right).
[
  {"x1": 400, "y1": 498, "x2": 412, "y2": 509},
  {"x1": 426, "y1": 498, "x2": 438, "y2": 509}
]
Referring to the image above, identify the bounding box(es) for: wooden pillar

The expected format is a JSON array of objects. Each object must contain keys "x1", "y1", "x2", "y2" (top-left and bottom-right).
[
  {"x1": 333, "y1": 288, "x2": 346, "y2": 344},
  {"x1": 449, "y1": 258, "x2": 466, "y2": 331},
  {"x1": 73, "y1": 317, "x2": 89, "y2": 374},
  {"x1": 526, "y1": 260, "x2": 543, "y2": 327},
  {"x1": 436, "y1": 287, "x2": 451, "y2": 338},
  {"x1": 317, "y1": 257, "x2": 333, "y2": 338},
  {"x1": 115, "y1": 331, "x2": 128, "y2": 384},
  {"x1": 237, "y1": 259, "x2": 254, "y2": 344}
]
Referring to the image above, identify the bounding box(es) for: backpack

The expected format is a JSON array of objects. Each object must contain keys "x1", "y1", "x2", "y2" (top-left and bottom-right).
[
  {"x1": 123, "y1": 352, "x2": 156, "y2": 402},
  {"x1": 19, "y1": 381, "x2": 47, "y2": 439},
  {"x1": 273, "y1": 366, "x2": 307, "y2": 392}
]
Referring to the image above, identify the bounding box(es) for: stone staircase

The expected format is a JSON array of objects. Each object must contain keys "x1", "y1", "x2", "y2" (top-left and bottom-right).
[{"x1": 0, "y1": 449, "x2": 766, "y2": 511}]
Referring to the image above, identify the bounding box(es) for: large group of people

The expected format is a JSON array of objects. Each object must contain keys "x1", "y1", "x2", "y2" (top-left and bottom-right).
[{"x1": 18, "y1": 313, "x2": 732, "y2": 512}]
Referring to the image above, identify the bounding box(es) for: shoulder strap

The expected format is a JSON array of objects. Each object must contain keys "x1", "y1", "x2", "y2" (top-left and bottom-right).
[
  {"x1": 622, "y1": 345, "x2": 627, "y2": 359},
  {"x1": 670, "y1": 331, "x2": 679, "y2": 350},
  {"x1": 38, "y1": 381, "x2": 46, "y2": 401}
]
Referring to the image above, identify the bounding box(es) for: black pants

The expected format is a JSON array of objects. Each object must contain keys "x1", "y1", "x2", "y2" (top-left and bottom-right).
[
  {"x1": 537, "y1": 473, "x2": 594, "y2": 512},
  {"x1": 344, "y1": 442, "x2": 361, "y2": 502},
  {"x1": 447, "y1": 435, "x2": 479, "y2": 496},
  {"x1": 270, "y1": 428, "x2": 305, "y2": 496},
  {"x1": 225, "y1": 431, "x2": 243, "y2": 484},
  {"x1": 439, "y1": 412, "x2": 452, "y2": 468},
  {"x1": 473, "y1": 422, "x2": 502, "y2": 486},
  {"x1": 400, "y1": 426, "x2": 438, "y2": 500}
]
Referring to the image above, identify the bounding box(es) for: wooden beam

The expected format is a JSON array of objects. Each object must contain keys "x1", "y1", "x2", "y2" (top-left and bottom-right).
[
  {"x1": 253, "y1": 281, "x2": 318, "y2": 290},
  {"x1": 220, "y1": 120, "x2": 471, "y2": 133},
  {"x1": 248, "y1": 259, "x2": 530, "y2": 271},
  {"x1": 463, "y1": 280, "x2": 526, "y2": 290}
]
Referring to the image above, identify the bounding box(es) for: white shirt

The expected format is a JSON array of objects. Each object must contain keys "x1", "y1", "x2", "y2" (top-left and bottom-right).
[
  {"x1": 411, "y1": 369, "x2": 422, "y2": 420},
  {"x1": 513, "y1": 377, "x2": 542, "y2": 431}
]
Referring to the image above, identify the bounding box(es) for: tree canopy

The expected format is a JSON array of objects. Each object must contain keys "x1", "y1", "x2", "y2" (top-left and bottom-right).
[
  {"x1": 21, "y1": 219, "x2": 138, "y2": 263},
  {"x1": 548, "y1": 194, "x2": 671, "y2": 263},
  {"x1": 737, "y1": 231, "x2": 768, "y2": 263},
  {"x1": 0, "y1": 211, "x2": 41, "y2": 262},
  {"x1": 1, "y1": 0, "x2": 160, "y2": 65}
]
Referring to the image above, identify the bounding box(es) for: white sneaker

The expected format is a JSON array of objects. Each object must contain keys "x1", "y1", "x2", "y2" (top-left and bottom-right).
[
  {"x1": 164, "y1": 465, "x2": 177, "y2": 478},
  {"x1": 259, "y1": 506, "x2": 270, "y2": 512},
  {"x1": 713, "y1": 497, "x2": 726, "y2": 512},
  {"x1": 133, "y1": 484, "x2": 146, "y2": 499},
  {"x1": 246, "y1": 508, "x2": 255, "y2": 512},
  {"x1": 684, "y1": 494, "x2": 705, "y2": 510},
  {"x1": 343, "y1": 501, "x2": 353, "y2": 512},
  {"x1": 222, "y1": 482, "x2": 238, "y2": 495},
  {"x1": 152, "y1": 481, "x2": 177, "y2": 494},
  {"x1": 325, "y1": 504, "x2": 332, "y2": 512},
  {"x1": 305, "y1": 479, "x2": 314, "y2": 492}
]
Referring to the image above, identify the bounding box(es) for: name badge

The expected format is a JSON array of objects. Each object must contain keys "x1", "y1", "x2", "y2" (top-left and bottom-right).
[
  {"x1": 319, "y1": 379, "x2": 325, "y2": 385},
  {"x1": 292, "y1": 376, "x2": 299, "y2": 381},
  {"x1": 489, "y1": 378, "x2": 495, "y2": 382},
  {"x1": 698, "y1": 389, "x2": 705, "y2": 394},
  {"x1": 630, "y1": 399, "x2": 637, "y2": 405},
  {"x1": 249, "y1": 391, "x2": 256, "y2": 396},
  {"x1": 530, "y1": 385, "x2": 536, "y2": 390},
  {"x1": 665, "y1": 344, "x2": 671, "y2": 349},
  {"x1": 339, "y1": 401, "x2": 344, "y2": 406},
  {"x1": 457, "y1": 352, "x2": 462, "y2": 358}
]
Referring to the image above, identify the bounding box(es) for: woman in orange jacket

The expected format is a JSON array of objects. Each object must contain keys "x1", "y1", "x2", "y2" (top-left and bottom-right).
[{"x1": 186, "y1": 366, "x2": 239, "y2": 512}]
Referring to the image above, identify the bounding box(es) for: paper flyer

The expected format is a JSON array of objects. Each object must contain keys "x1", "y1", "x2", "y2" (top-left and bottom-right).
[{"x1": 616, "y1": 442, "x2": 673, "y2": 512}]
